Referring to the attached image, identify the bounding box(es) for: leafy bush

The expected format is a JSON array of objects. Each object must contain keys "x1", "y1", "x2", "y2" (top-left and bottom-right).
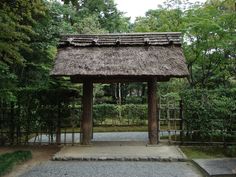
[
  {"x1": 0, "y1": 151, "x2": 32, "y2": 176},
  {"x1": 181, "y1": 89, "x2": 236, "y2": 142},
  {"x1": 225, "y1": 145, "x2": 236, "y2": 157},
  {"x1": 0, "y1": 88, "x2": 79, "y2": 144},
  {"x1": 93, "y1": 104, "x2": 148, "y2": 125},
  {"x1": 121, "y1": 104, "x2": 147, "y2": 125},
  {"x1": 93, "y1": 104, "x2": 117, "y2": 124}
]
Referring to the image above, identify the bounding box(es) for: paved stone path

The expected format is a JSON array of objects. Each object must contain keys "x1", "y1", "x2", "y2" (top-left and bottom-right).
[
  {"x1": 19, "y1": 161, "x2": 202, "y2": 177},
  {"x1": 193, "y1": 158, "x2": 236, "y2": 177},
  {"x1": 53, "y1": 143, "x2": 186, "y2": 161}
]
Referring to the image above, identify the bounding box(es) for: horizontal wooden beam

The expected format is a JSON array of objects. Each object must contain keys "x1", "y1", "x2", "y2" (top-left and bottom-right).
[{"x1": 70, "y1": 76, "x2": 170, "y2": 83}]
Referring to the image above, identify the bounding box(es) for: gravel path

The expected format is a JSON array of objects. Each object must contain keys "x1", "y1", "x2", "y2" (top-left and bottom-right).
[
  {"x1": 19, "y1": 161, "x2": 202, "y2": 177},
  {"x1": 29, "y1": 131, "x2": 179, "y2": 144}
]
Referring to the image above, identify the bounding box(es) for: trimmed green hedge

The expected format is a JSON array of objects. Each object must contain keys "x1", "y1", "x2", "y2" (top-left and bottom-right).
[
  {"x1": 181, "y1": 88, "x2": 236, "y2": 142},
  {"x1": 0, "y1": 151, "x2": 32, "y2": 176},
  {"x1": 92, "y1": 104, "x2": 147, "y2": 125}
]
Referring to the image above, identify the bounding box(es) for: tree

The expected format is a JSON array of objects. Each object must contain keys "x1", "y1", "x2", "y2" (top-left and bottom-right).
[
  {"x1": 0, "y1": 0, "x2": 46, "y2": 89},
  {"x1": 183, "y1": 0, "x2": 236, "y2": 88},
  {"x1": 133, "y1": 0, "x2": 236, "y2": 89},
  {"x1": 77, "y1": 0, "x2": 131, "y2": 33}
]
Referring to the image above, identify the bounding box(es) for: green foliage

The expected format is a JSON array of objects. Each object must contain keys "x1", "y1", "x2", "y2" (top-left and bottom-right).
[
  {"x1": 93, "y1": 104, "x2": 147, "y2": 125},
  {"x1": 0, "y1": 0, "x2": 51, "y2": 90},
  {"x1": 77, "y1": 14, "x2": 108, "y2": 34},
  {"x1": 0, "y1": 0, "x2": 46, "y2": 65},
  {"x1": 183, "y1": 0, "x2": 236, "y2": 88},
  {"x1": 181, "y1": 88, "x2": 236, "y2": 141},
  {"x1": 0, "y1": 150, "x2": 32, "y2": 176},
  {"x1": 180, "y1": 146, "x2": 226, "y2": 159},
  {"x1": 225, "y1": 145, "x2": 236, "y2": 157},
  {"x1": 78, "y1": 0, "x2": 131, "y2": 33},
  {"x1": 0, "y1": 88, "x2": 79, "y2": 145},
  {"x1": 93, "y1": 104, "x2": 117, "y2": 124},
  {"x1": 133, "y1": 0, "x2": 236, "y2": 89},
  {"x1": 121, "y1": 104, "x2": 147, "y2": 125},
  {"x1": 134, "y1": 8, "x2": 183, "y2": 32}
]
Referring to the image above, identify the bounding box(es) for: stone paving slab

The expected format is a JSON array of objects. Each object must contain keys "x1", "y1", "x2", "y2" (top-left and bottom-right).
[
  {"x1": 193, "y1": 158, "x2": 236, "y2": 177},
  {"x1": 53, "y1": 143, "x2": 187, "y2": 161}
]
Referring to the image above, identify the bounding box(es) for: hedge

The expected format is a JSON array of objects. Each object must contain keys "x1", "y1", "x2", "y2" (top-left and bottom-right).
[
  {"x1": 93, "y1": 104, "x2": 147, "y2": 125},
  {"x1": 181, "y1": 88, "x2": 236, "y2": 142}
]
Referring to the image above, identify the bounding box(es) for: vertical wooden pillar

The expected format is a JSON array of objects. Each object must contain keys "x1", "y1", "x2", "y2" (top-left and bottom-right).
[
  {"x1": 81, "y1": 80, "x2": 93, "y2": 145},
  {"x1": 148, "y1": 78, "x2": 158, "y2": 144},
  {"x1": 179, "y1": 99, "x2": 184, "y2": 144},
  {"x1": 56, "y1": 103, "x2": 61, "y2": 145}
]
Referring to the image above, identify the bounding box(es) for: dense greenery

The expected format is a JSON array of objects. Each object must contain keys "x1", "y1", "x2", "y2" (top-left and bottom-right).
[
  {"x1": 93, "y1": 104, "x2": 148, "y2": 125},
  {"x1": 181, "y1": 88, "x2": 236, "y2": 142},
  {"x1": 0, "y1": 150, "x2": 32, "y2": 176},
  {"x1": 133, "y1": 0, "x2": 236, "y2": 89}
]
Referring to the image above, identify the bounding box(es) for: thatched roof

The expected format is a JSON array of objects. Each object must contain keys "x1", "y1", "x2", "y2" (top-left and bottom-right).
[{"x1": 51, "y1": 32, "x2": 189, "y2": 81}]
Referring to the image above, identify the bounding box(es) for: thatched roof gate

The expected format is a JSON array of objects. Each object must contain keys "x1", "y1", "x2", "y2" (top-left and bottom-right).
[{"x1": 51, "y1": 32, "x2": 189, "y2": 145}]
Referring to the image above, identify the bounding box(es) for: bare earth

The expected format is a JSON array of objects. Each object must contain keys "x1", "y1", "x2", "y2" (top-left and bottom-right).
[{"x1": 0, "y1": 146, "x2": 60, "y2": 177}]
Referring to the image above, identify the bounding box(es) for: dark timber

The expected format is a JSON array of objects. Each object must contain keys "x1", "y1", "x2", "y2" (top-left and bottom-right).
[
  {"x1": 81, "y1": 80, "x2": 93, "y2": 145},
  {"x1": 148, "y1": 78, "x2": 158, "y2": 144}
]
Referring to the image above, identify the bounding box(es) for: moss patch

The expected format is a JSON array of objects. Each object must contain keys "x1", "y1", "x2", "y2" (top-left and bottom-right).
[{"x1": 180, "y1": 146, "x2": 227, "y2": 159}]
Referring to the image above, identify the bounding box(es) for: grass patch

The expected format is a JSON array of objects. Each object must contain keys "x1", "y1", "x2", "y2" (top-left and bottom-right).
[
  {"x1": 62, "y1": 126, "x2": 148, "y2": 132},
  {"x1": 94, "y1": 126, "x2": 148, "y2": 132},
  {"x1": 180, "y1": 146, "x2": 227, "y2": 159},
  {"x1": 62, "y1": 125, "x2": 178, "y2": 132},
  {"x1": 0, "y1": 151, "x2": 32, "y2": 176}
]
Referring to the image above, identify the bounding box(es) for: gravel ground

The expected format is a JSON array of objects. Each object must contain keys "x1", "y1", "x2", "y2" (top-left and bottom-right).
[
  {"x1": 19, "y1": 161, "x2": 202, "y2": 177},
  {"x1": 29, "y1": 131, "x2": 179, "y2": 144}
]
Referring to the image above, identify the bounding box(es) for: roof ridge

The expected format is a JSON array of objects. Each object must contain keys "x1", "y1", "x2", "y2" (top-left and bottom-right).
[
  {"x1": 60, "y1": 32, "x2": 181, "y2": 37},
  {"x1": 59, "y1": 32, "x2": 182, "y2": 47}
]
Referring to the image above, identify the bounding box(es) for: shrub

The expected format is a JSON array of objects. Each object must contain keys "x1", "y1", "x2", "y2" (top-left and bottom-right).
[
  {"x1": 225, "y1": 145, "x2": 236, "y2": 157},
  {"x1": 0, "y1": 150, "x2": 32, "y2": 176},
  {"x1": 181, "y1": 89, "x2": 236, "y2": 142},
  {"x1": 93, "y1": 104, "x2": 117, "y2": 124},
  {"x1": 93, "y1": 104, "x2": 148, "y2": 125}
]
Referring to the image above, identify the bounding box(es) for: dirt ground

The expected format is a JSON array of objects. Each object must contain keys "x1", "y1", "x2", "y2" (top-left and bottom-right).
[{"x1": 0, "y1": 145, "x2": 60, "y2": 177}]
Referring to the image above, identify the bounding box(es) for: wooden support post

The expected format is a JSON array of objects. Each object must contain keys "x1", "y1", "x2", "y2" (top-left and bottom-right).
[
  {"x1": 81, "y1": 80, "x2": 93, "y2": 145},
  {"x1": 157, "y1": 97, "x2": 160, "y2": 143},
  {"x1": 179, "y1": 100, "x2": 184, "y2": 144},
  {"x1": 56, "y1": 103, "x2": 61, "y2": 145},
  {"x1": 148, "y1": 78, "x2": 158, "y2": 144},
  {"x1": 10, "y1": 102, "x2": 15, "y2": 145}
]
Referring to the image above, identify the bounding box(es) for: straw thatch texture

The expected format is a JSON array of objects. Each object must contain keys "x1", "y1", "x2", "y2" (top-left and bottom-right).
[
  {"x1": 50, "y1": 33, "x2": 189, "y2": 79},
  {"x1": 51, "y1": 46, "x2": 189, "y2": 77}
]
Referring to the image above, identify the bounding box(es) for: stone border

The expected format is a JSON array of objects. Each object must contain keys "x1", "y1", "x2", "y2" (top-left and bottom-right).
[
  {"x1": 176, "y1": 146, "x2": 187, "y2": 159},
  {"x1": 191, "y1": 160, "x2": 211, "y2": 177},
  {"x1": 53, "y1": 156, "x2": 188, "y2": 162},
  {"x1": 192, "y1": 159, "x2": 236, "y2": 177}
]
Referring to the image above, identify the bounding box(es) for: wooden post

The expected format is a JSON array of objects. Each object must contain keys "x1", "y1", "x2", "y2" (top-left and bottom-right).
[
  {"x1": 56, "y1": 103, "x2": 61, "y2": 145},
  {"x1": 179, "y1": 100, "x2": 184, "y2": 144},
  {"x1": 81, "y1": 80, "x2": 93, "y2": 145},
  {"x1": 157, "y1": 97, "x2": 160, "y2": 143},
  {"x1": 10, "y1": 102, "x2": 15, "y2": 145},
  {"x1": 148, "y1": 78, "x2": 158, "y2": 144}
]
